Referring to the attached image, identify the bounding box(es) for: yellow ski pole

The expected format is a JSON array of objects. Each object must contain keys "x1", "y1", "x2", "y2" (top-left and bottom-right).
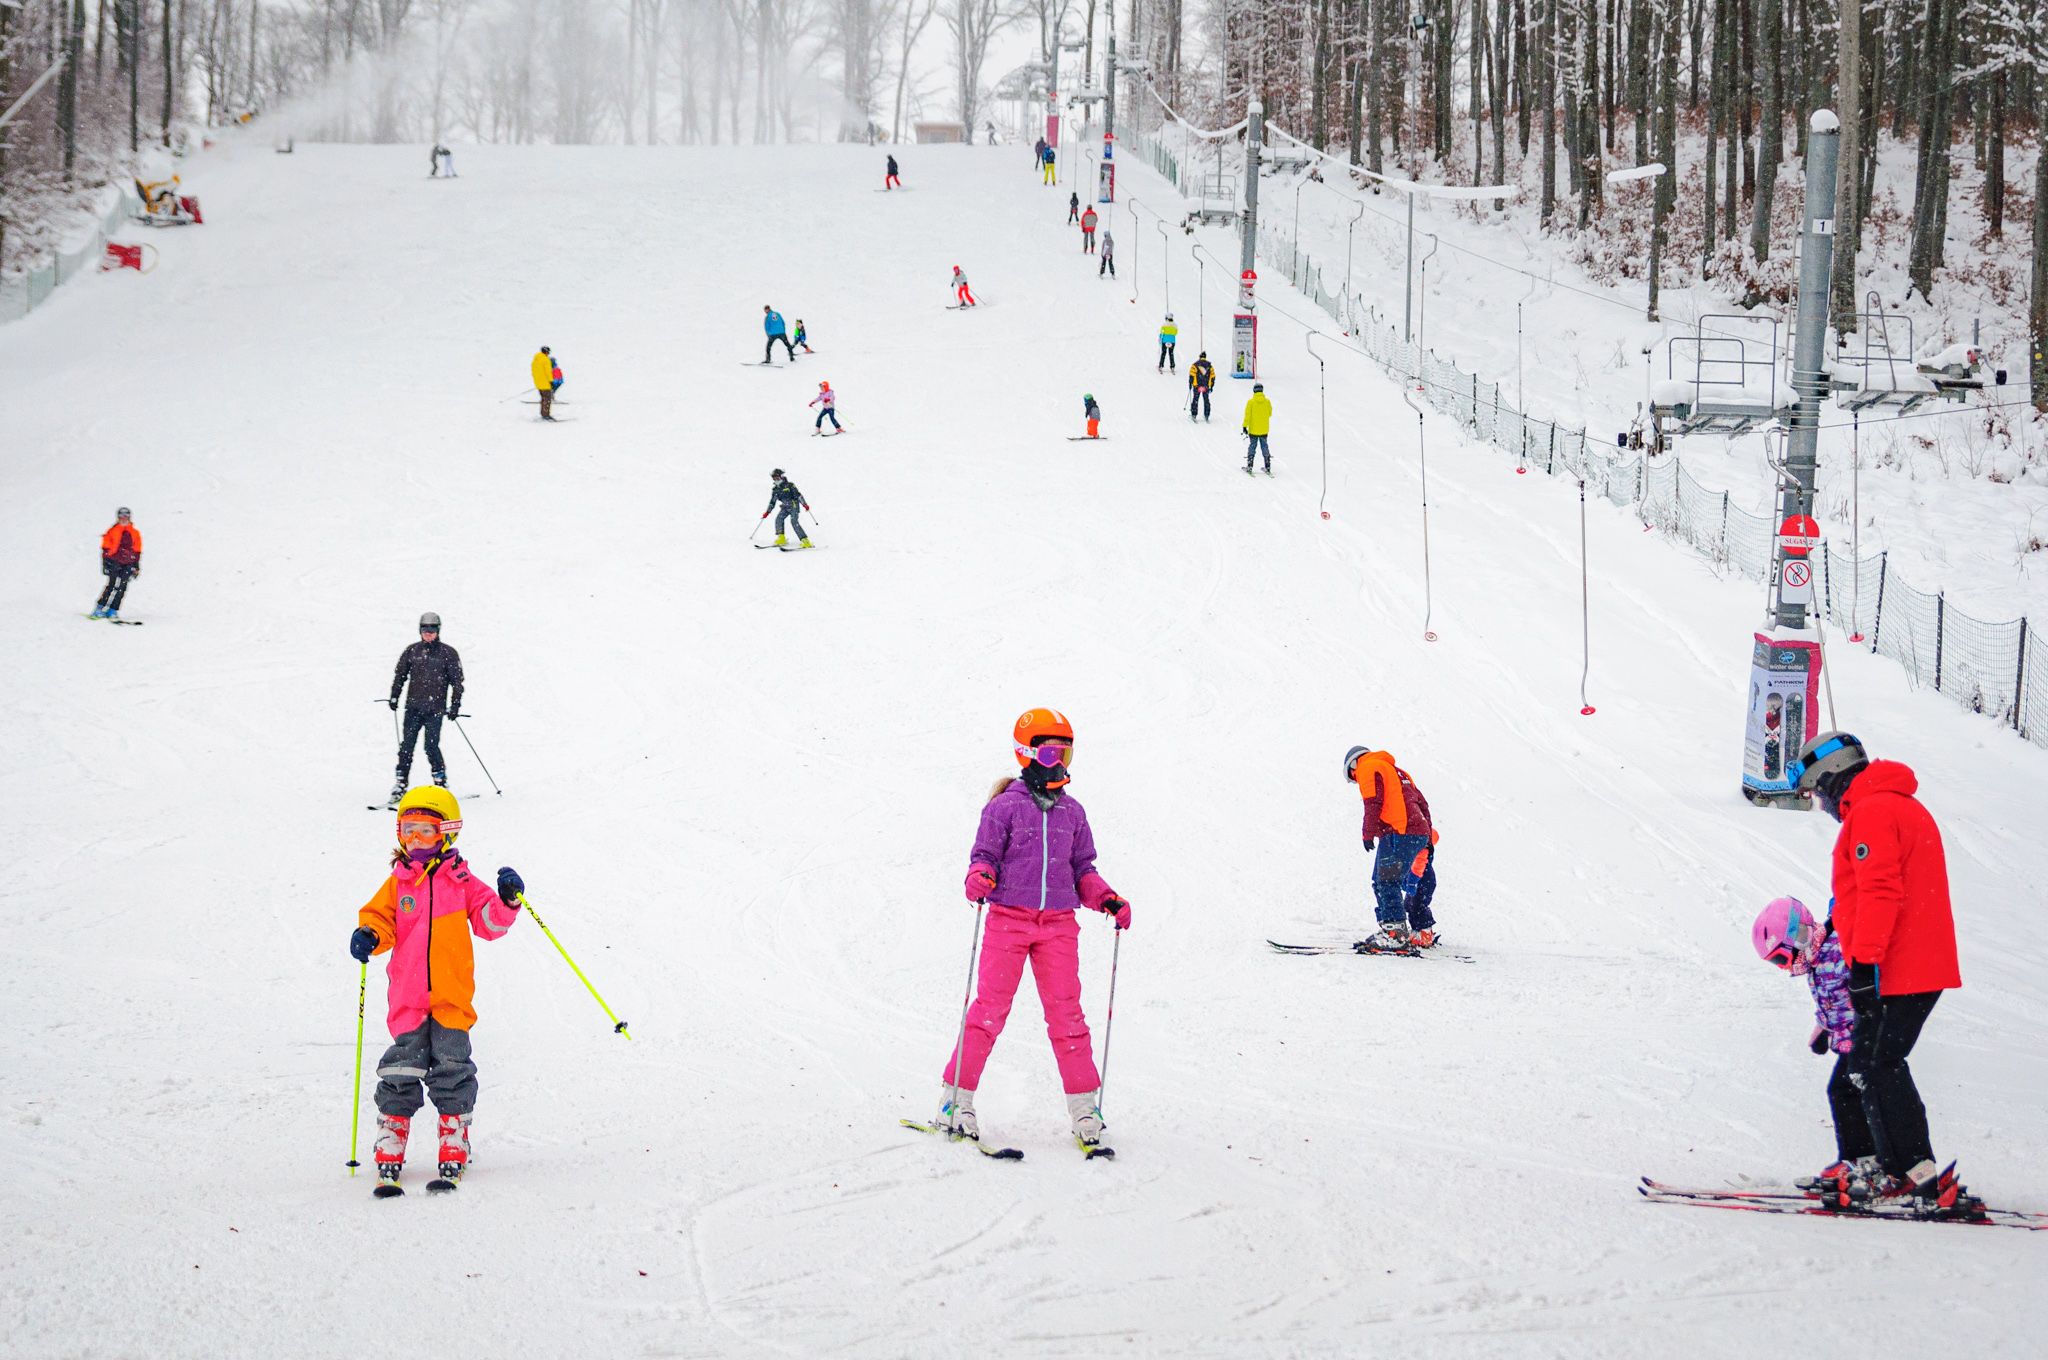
[
  {"x1": 346, "y1": 961, "x2": 367, "y2": 1175},
  {"x1": 516, "y1": 892, "x2": 632, "y2": 1038}
]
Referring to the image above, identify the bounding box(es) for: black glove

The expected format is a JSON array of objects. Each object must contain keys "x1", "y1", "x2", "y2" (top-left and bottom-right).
[
  {"x1": 1362, "y1": 837, "x2": 1375, "y2": 852},
  {"x1": 496, "y1": 866, "x2": 524, "y2": 905},
  {"x1": 445, "y1": 709, "x2": 460, "y2": 721},
  {"x1": 1847, "y1": 961, "x2": 1880, "y2": 1016},
  {"x1": 1810, "y1": 1029, "x2": 1832, "y2": 1055},
  {"x1": 349, "y1": 926, "x2": 379, "y2": 963},
  {"x1": 131, "y1": 564, "x2": 141, "y2": 578},
  {"x1": 388, "y1": 697, "x2": 399, "y2": 711}
]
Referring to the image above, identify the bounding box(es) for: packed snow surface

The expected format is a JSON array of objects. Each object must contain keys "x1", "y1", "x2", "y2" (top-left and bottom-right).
[{"x1": 2, "y1": 141, "x2": 2045, "y2": 1358}]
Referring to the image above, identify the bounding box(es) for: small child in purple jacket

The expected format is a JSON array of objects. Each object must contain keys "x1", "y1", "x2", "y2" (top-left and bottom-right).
[
  {"x1": 934, "y1": 707, "x2": 1130, "y2": 1154},
  {"x1": 1753, "y1": 896, "x2": 1870, "y2": 1194}
]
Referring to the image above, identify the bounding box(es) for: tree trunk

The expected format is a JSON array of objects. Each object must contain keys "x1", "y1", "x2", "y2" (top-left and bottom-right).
[
  {"x1": 1515, "y1": 0, "x2": 1530, "y2": 155},
  {"x1": 1311, "y1": 0, "x2": 1329, "y2": 150},
  {"x1": 1540, "y1": 0, "x2": 1557, "y2": 220},
  {"x1": 163, "y1": 0, "x2": 175, "y2": 145},
  {"x1": 1829, "y1": 0, "x2": 1861, "y2": 329},
  {"x1": 1688, "y1": 0, "x2": 1703, "y2": 107},
  {"x1": 1578, "y1": 0, "x2": 1601, "y2": 226},
  {"x1": 1721, "y1": 0, "x2": 1738, "y2": 240},
  {"x1": 1985, "y1": 68, "x2": 2003, "y2": 238},
  {"x1": 2031, "y1": 75, "x2": 2046, "y2": 411},
  {"x1": 1491, "y1": 0, "x2": 1509, "y2": 202},
  {"x1": 1905, "y1": 0, "x2": 1951, "y2": 300},
  {"x1": 61, "y1": 0, "x2": 85, "y2": 180},
  {"x1": 1656, "y1": 0, "x2": 1677, "y2": 220},
  {"x1": 1628, "y1": 0, "x2": 1649, "y2": 164},
  {"x1": 1703, "y1": 0, "x2": 1727, "y2": 261},
  {"x1": 1748, "y1": 0, "x2": 1780, "y2": 263},
  {"x1": 1367, "y1": 0, "x2": 1384, "y2": 172}
]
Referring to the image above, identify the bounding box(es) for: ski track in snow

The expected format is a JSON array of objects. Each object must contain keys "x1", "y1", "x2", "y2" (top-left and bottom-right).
[{"x1": 1, "y1": 138, "x2": 2045, "y2": 1358}]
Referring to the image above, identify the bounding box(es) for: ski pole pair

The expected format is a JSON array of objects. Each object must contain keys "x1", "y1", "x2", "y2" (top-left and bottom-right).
[
  {"x1": 944, "y1": 901, "x2": 1123, "y2": 1131},
  {"x1": 372, "y1": 700, "x2": 502, "y2": 796}
]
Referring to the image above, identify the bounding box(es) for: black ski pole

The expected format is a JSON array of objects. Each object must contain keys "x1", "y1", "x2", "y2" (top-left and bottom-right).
[
  {"x1": 376, "y1": 697, "x2": 400, "y2": 744},
  {"x1": 448, "y1": 715, "x2": 502, "y2": 794}
]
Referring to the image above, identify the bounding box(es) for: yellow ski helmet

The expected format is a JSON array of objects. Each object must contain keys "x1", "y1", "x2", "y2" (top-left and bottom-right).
[{"x1": 396, "y1": 786, "x2": 462, "y2": 844}]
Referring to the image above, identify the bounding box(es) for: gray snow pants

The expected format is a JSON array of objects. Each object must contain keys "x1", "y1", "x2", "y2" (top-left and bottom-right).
[{"x1": 375, "y1": 1017, "x2": 478, "y2": 1116}]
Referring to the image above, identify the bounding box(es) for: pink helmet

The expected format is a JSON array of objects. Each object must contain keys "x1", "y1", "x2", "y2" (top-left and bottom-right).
[{"x1": 1753, "y1": 897, "x2": 1817, "y2": 972}]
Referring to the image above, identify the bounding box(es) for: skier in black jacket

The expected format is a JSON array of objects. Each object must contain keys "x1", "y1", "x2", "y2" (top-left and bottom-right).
[{"x1": 388, "y1": 611, "x2": 465, "y2": 799}]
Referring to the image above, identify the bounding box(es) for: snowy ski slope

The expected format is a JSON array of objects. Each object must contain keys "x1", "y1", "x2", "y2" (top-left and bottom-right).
[{"x1": 1, "y1": 141, "x2": 2045, "y2": 1358}]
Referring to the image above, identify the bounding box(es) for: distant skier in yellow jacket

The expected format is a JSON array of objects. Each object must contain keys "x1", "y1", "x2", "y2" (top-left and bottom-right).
[
  {"x1": 1242, "y1": 384, "x2": 1272, "y2": 475},
  {"x1": 530, "y1": 347, "x2": 559, "y2": 421}
]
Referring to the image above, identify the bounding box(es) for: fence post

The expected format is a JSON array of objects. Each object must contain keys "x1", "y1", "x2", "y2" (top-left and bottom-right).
[
  {"x1": 1547, "y1": 425, "x2": 1556, "y2": 474},
  {"x1": 1933, "y1": 592, "x2": 1946, "y2": 691},
  {"x1": 2015, "y1": 618, "x2": 2028, "y2": 734},
  {"x1": 1870, "y1": 553, "x2": 1888, "y2": 650},
  {"x1": 1720, "y1": 492, "x2": 1730, "y2": 561}
]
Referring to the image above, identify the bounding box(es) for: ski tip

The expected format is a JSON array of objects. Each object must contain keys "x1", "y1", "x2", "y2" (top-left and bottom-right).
[
  {"x1": 983, "y1": 1146, "x2": 1026, "y2": 1160},
  {"x1": 372, "y1": 1183, "x2": 405, "y2": 1199},
  {"x1": 426, "y1": 1179, "x2": 460, "y2": 1194}
]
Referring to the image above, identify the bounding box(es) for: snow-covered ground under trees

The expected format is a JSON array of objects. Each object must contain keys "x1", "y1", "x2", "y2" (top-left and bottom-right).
[
  {"x1": 2, "y1": 138, "x2": 2045, "y2": 1358},
  {"x1": 1146, "y1": 120, "x2": 2048, "y2": 624}
]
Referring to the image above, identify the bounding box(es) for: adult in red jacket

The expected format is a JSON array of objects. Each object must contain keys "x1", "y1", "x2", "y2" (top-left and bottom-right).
[{"x1": 1792, "y1": 731, "x2": 1966, "y2": 1211}]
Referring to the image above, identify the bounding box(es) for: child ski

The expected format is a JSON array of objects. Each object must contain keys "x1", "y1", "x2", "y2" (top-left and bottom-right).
[
  {"x1": 927, "y1": 708, "x2": 1130, "y2": 1159},
  {"x1": 759, "y1": 468, "x2": 813, "y2": 548},
  {"x1": 349, "y1": 788, "x2": 523, "y2": 1196},
  {"x1": 1342, "y1": 746, "x2": 1441, "y2": 952}
]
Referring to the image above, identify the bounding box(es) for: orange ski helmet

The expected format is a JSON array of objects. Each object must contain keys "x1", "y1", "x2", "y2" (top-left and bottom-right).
[{"x1": 1013, "y1": 707, "x2": 1074, "y2": 783}]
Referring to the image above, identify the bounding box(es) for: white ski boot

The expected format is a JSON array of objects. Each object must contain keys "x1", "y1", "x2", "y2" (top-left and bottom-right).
[
  {"x1": 936, "y1": 1086, "x2": 980, "y2": 1141},
  {"x1": 1067, "y1": 1092, "x2": 1112, "y2": 1157}
]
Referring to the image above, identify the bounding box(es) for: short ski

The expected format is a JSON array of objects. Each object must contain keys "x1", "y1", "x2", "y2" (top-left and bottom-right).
[
  {"x1": 84, "y1": 614, "x2": 144, "y2": 625},
  {"x1": 1266, "y1": 939, "x2": 1476, "y2": 963},
  {"x1": 373, "y1": 1183, "x2": 405, "y2": 1199},
  {"x1": 811, "y1": 429, "x2": 847, "y2": 437},
  {"x1": 426, "y1": 1177, "x2": 460, "y2": 1194},
  {"x1": 900, "y1": 1118, "x2": 1023, "y2": 1160},
  {"x1": 1077, "y1": 1137, "x2": 1115, "y2": 1160},
  {"x1": 1067, "y1": 436, "x2": 1109, "y2": 442},
  {"x1": 778, "y1": 545, "x2": 820, "y2": 552},
  {"x1": 1639, "y1": 1186, "x2": 2044, "y2": 1230}
]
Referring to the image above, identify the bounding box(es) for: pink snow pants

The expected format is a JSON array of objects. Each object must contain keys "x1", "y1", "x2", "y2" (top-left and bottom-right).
[{"x1": 942, "y1": 905, "x2": 1099, "y2": 1095}]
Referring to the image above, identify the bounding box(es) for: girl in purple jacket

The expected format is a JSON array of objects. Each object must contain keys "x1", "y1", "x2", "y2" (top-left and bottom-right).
[
  {"x1": 1753, "y1": 896, "x2": 1869, "y2": 1196},
  {"x1": 937, "y1": 707, "x2": 1130, "y2": 1152}
]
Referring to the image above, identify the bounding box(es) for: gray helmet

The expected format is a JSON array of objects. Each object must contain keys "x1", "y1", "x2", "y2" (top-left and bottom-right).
[
  {"x1": 1342, "y1": 745, "x2": 1371, "y2": 782},
  {"x1": 116, "y1": 506, "x2": 132, "y2": 517},
  {"x1": 419, "y1": 611, "x2": 441, "y2": 630},
  {"x1": 1789, "y1": 731, "x2": 1867, "y2": 794}
]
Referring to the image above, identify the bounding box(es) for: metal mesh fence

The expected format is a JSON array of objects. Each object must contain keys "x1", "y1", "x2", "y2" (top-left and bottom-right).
[
  {"x1": 1236, "y1": 209, "x2": 2044, "y2": 746},
  {"x1": 0, "y1": 187, "x2": 138, "y2": 325}
]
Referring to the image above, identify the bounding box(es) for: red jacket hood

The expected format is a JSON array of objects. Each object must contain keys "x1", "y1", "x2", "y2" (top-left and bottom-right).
[{"x1": 1842, "y1": 759, "x2": 1917, "y2": 809}]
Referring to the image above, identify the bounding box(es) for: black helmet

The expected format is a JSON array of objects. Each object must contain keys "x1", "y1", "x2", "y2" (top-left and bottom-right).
[
  {"x1": 770, "y1": 468, "x2": 785, "y2": 479},
  {"x1": 1789, "y1": 731, "x2": 1867, "y2": 795}
]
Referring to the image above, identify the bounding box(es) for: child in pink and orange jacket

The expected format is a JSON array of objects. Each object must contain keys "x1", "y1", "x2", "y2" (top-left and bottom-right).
[
  {"x1": 934, "y1": 707, "x2": 1129, "y2": 1154},
  {"x1": 347, "y1": 787, "x2": 523, "y2": 1190}
]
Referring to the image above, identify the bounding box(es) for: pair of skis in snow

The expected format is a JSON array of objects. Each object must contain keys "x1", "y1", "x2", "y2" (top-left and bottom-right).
[
  {"x1": 372, "y1": 1170, "x2": 462, "y2": 1199},
  {"x1": 1638, "y1": 1176, "x2": 2047, "y2": 1230},
  {"x1": 1266, "y1": 937, "x2": 1476, "y2": 963},
  {"x1": 899, "y1": 1118, "x2": 1113, "y2": 1162},
  {"x1": 83, "y1": 614, "x2": 144, "y2": 625}
]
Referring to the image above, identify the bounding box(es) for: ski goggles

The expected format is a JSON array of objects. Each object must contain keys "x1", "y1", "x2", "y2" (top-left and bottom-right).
[
  {"x1": 1762, "y1": 939, "x2": 1801, "y2": 971},
  {"x1": 1016, "y1": 739, "x2": 1073, "y2": 767},
  {"x1": 397, "y1": 815, "x2": 455, "y2": 847}
]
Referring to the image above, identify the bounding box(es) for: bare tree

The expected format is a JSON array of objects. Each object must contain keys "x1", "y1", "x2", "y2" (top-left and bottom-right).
[{"x1": 944, "y1": 0, "x2": 1014, "y2": 132}]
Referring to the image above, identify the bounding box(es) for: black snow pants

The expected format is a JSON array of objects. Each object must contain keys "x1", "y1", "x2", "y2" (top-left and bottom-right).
[
  {"x1": 765, "y1": 334, "x2": 796, "y2": 363},
  {"x1": 398, "y1": 708, "x2": 447, "y2": 782},
  {"x1": 1190, "y1": 389, "x2": 1211, "y2": 420},
  {"x1": 1848, "y1": 990, "x2": 1942, "y2": 1176},
  {"x1": 96, "y1": 564, "x2": 136, "y2": 611}
]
